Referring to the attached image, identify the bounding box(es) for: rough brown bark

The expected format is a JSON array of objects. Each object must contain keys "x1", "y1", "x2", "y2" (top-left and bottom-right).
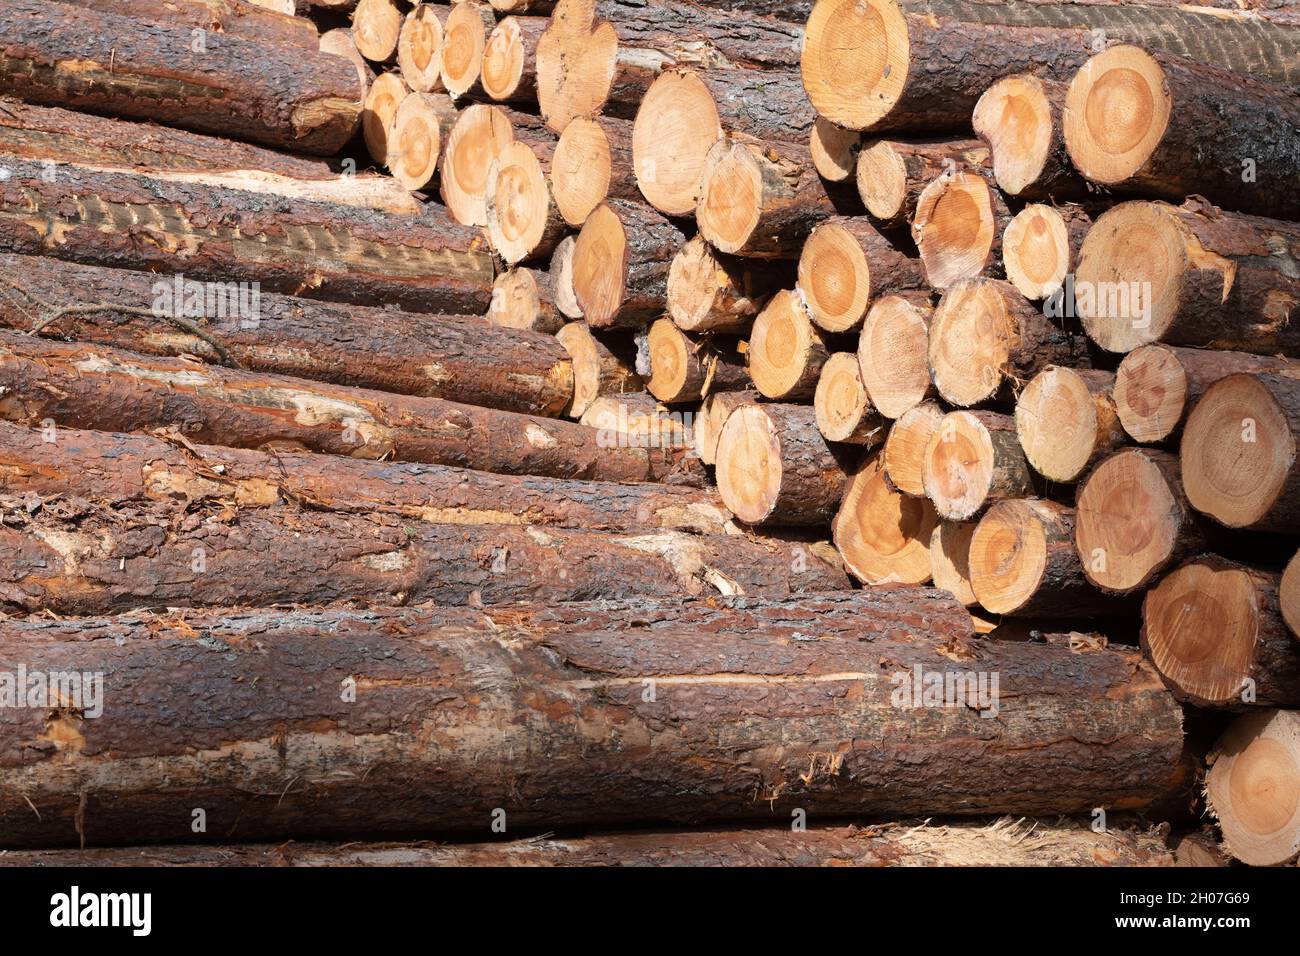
[
  {"x1": 0, "y1": 0, "x2": 362, "y2": 154},
  {"x1": 572, "y1": 200, "x2": 685, "y2": 329},
  {"x1": 80, "y1": 0, "x2": 321, "y2": 50},
  {"x1": 0, "y1": 601, "x2": 1186, "y2": 846},
  {"x1": 0, "y1": 157, "x2": 496, "y2": 316},
  {"x1": 0, "y1": 332, "x2": 658, "y2": 484},
  {"x1": 0, "y1": 253, "x2": 571, "y2": 418}
]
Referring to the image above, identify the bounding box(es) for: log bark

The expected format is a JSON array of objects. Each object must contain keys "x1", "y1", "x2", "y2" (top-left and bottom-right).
[
  {"x1": 641, "y1": 320, "x2": 749, "y2": 404},
  {"x1": 550, "y1": 115, "x2": 638, "y2": 227},
  {"x1": 0, "y1": 254, "x2": 571, "y2": 418},
  {"x1": 0, "y1": 332, "x2": 657, "y2": 483},
  {"x1": 1206, "y1": 710, "x2": 1300, "y2": 866},
  {"x1": 814, "y1": 352, "x2": 887, "y2": 446},
  {"x1": 1002, "y1": 203, "x2": 1090, "y2": 301},
  {"x1": 0, "y1": 157, "x2": 496, "y2": 316},
  {"x1": 798, "y1": 218, "x2": 927, "y2": 334},
  {"x1": 1074, "y1": 448, "x2": 1207, "y2": 595},
  {"x1": 555, "y1": 322, "x2": 643, "y2": 418},
  {"x1": 0, "y1": 0, "x2": 363, "y2": 154},
  {"x1": 858, "y1": 292, "x2": 935, "y2": 419},
  {"x1": 923, "y1": 409, "x2": 1035, "y2": 521},
  {"x1": 973, "y1": 74, "x2": 1087, "y2": 201},
  {"x1": 0, "y1": 420, "x2": 734, "y2": 537},
  {"x1": 716, "y1": 403, "x2": 849, "y2": 526},
  {"x1": 1064, "y1": 46, "x2": 1300, "y2": 220},
  {"x1": 882, "y1": 399, "x2": 944, "y2": 497},
  {"x1": 1114, "y1": 345, "x2": 1300, "y2": 445},
  {"x1": 79, "y1": 0, "x2": 320, "y2": 50},
  {"x1": 855, "y1": 138, "x2": 989, "y2": 229},
  {"x1": 1142, "y1": 557, "x2": 1300, "y2": 708},
  {"x1": 0, "y1": 593, "x2": 1188, "y2": 846},
  {"x1": 487, "y1": 267, "x2": 566, "y2": 334},
  {"x1": 1076, "y1": 200, "x2": 1300, "y2": 356},
  {"x1": 911, "y1": 169, "x2": 1013, "y2": 290},
  {"x1": 833, "y1": 450, "x2": 938, "y2": 585},
  {"x1": 1015, "y1": 366, "x2": 1124, "y2": 483},
  {"x1": 572, "y1": 200, "x2": 685, "y2": 329},
  {"x1": 667, "y1": 237, "x2": 790, "y2": 334},
  {"x1": 748, "y1": 290, "x2": 831, "y2": 401}
]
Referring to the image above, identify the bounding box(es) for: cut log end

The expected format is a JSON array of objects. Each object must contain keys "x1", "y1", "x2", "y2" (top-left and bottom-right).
[
  {"x1": 361, "y1": 71, "x2": 408, "y2": 167},
  {"x1": 549, "y1": 235, "x2": 585, "y2": 319},
  {"x1": 912, "y1": 171, "x2": 999, "y2": 291},
  {"x1": 481, "y1": 17, "x2": 528, "y2": 102},
  {"x1": 488, "y1": 268, "x2": 563, "y2": 334},
  {"x1": 931, "y1": 521, "x2": 979, "y2": 607},
  {"x1": 486, "y1": 139, "x2": 554, "y2": 265},
  {"x1": 1015, "y1": 366, "x2": 1116, "y2": 484},
  {"x1": 801, "y1": 0, "x2": 909, "y2": 131},
  {"x1": 1003, "y1": 204, "x2": 1071, "y2": 301},
  {"x1": 969, "y1": 499, "x2": 1057, "y2": 615},
  {"x1": 810, "y1": 117, "x2": 861, "y2": 183},
  {"x1": 535, "y1": 19, "x2": 617, "y2": 133},
  {"x1": 972, "y1": 74, "x2": 1055, "y2": 197},
  {"x1": 716, "y1": 404, "x2": 783, "y2": 525},
  {"x1": 928, "y1": 279, "x2": 1013, "y2": 408},
  {"x1": 397, "y1": 4, "x2": 444, "y2": 93},
  {"x1": 749, "y1": 290, "x2": 826, "y2": 400},
  {"x1": 1064, "y1": 45, "x2": 1172, "y2": 188},
  {"x1": 353, "y1": 0, "x2": 403, "y2": 63},
  {"x1": 815, "y1": 352, "x2": 883, "y2": 445},
  {"x1": 855, "y1": 140, "x2": 907, "y2": 222},
  {"x1": 632, "y1": 70, "x2": 722, "y2": 216},
  {"x1": 1114, "y1": 345, "x2": 1187, "y2": 444},
  {"x1": 1283, "y1": 551, "x2": 1300, "y2": 640},
  {"x1": 923, "y1": 410, "x2": 1030, "y2": 521},
  {"x1": 798, "y1": 220, "x2": 872, "y2": 334},
  {"x1": 441, "y1": 2, "x2": 492, "y2": 97},
  {"x1": 551, "y1": 116, "x2": 612, "y2": 227},
  {"x1": 833, "y1": 451, "x2": 938, "y2": 586},
  {"x1": 441, "y1": 103, "x2": 513, "y2": 226},
  {"x1": 389, "y1": 92, "x2": 454, "y2": 191},
  {"x1": 859, "y1": 294, "x2": 932, "y2": 419},
  {"x1": 644, "y1": 319, "x2": 697, "y2": 404},
  {"x1": 696, "y1": 141, "x2": 765, "y2": 256},
  {"x1": 694, "y1": 390, "x2": 758, "y2": 467},
  {"x1": 572, "y1": 203, "x2": 630, "y2": 327},
  {"x1": 1207, "y1": 711, "x2": 1300, "y2": 867},
  {"x1": 882, "y1": 400, "x2": 944, "y2": 498},
  {"x1": 556, "y1": 321, "x2": 640, "y2": 419}
]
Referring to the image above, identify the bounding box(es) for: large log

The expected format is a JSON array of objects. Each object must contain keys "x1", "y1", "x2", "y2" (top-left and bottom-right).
[
  {"x1": 360, "y1": 70, "x2": 407, "y2": 166},
  {"x1": 814, "y1": 352, "x2": 887, "y2": 446},
  {"x1": 388, "y1": 91, "x2": 458, "y2": 191},
  {"x1": 485, "y1": 138, "x2": 567, "y2": 265},
  {"x1": 0, "y1": 332, "x2": 659, "y2": 484},
  {"x1": 79, "y1": 0, "x2": 321, "y2": 50},
  {"x1": 0, "y1": 600, "x2": 1187, "y2": 846},
  {"x1": 1206, "y1": 710, "x2": 1300, "y2": 867},
  {"x1": 882, "y1": 399, "x2": 944, "y2": 497},
  {"x1": 352, "y1": 0, "x2": 402, "y2": 63},
  {"x1": 396, "y1": 3, "x2": 445, "y2": 93},
  {"x1": 0, "y1": 157, "x2": 496, "y2": 316},
  {"x1": 0, "y1": 253, "x2": 572, "y2": 418},
  {"x1": 0, "y1": 0, "x2": 362, "y2": 154},
  {"x1": 555, "y1": 322, "x2": 642, "y2": 418},
  {"x1": 1075, "y1": 200, "x2": 1300, "y2": 356},
  {"x1": 1064, "y1": 46, "x2": 1300, "y2": 220},
  {"x1": 641, "y1": 320, "x2": 748, "y2": 404}
]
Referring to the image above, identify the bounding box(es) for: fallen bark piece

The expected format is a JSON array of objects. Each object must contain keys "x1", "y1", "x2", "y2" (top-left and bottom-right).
[
  {"x1": 1207, "y1": 710, "x2": 1300, "y2": 867},
  {"x1": 0, "y1": 600, "x2": 1186, "y2": 846},
  {"x1": 833, "y1": 450, "x2": 938, "y2": 586}
]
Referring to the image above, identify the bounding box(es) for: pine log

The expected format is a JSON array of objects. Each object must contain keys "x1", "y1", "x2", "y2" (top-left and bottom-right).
[
  {"x1": 0, "y1": 0, "x2": 363, "y2": 154},
  {"x1": 389, "y1": 90, "x2": 458, "y2": 190},
  {"x1": 361, "y1": 70, "x2": 408, "y2": 166},
  {"x1": 0, "y1": 98, "x2": 417, "y2": 214},
  {"x1": 1180, "y1": 372, "x2": 1300, "y2": 534},
  {"x1": 1075, "y1": 200, "x2": 1300, "y2": 356},
  {"x1": 555, "y1": 322, "x2": 642, "y2": 418},
  {"x1": 911, "y1": 169, "x2": 1012, "y2": 290},
  {"x1": 440, "y1": 1, "x2": 495, "y2": 97},
  {"x1": 486, "y1": 138, "x2": 567, "y2": 265},
  {"x1": 810, "y1": 117, "x2": 862, "y2": 184},
  {"x1": 814, "y1": 352, "x2": 887, "y2": 446},
  {"x1": 970, "y1": 499, "x2": 1121, "y2": 617},
  {"x1": 1002, "y1": 203, "x2": 1090, "y2": 301},
  {"x1": 973, "y1": 74, "x2": 1086, "y2": 201},
  {"x1": 482, "y1": 16, "x2": 547, "y2": 104},
  {"x1": 397, "y1": 3, "x2": 446, "y2": 92},
  {"x1": 0, "y1": 332, "x2": 657, "y2": 483},
  {"x1": 0, "y1": 157, "x2": 496, "y2": 316},
  {"x1": 439, "y1": 105, "x2": 554, "y2": 226},
  {"x1": 857, "y1": 292, "x2": 935, "y2": 419},
  {"x1": 549, "y1": 235, "x2": 585, "y2": 319},
  {"x1": 352, "y1": 0, "x2": 403, "y2": 62},
  {"x1": 798, "y1": 218, "x2": 927, "y2": 334},
  {"x1": 631, "y1": 67, "x2": 814, "y2": 216},
  {"x1": 881, "y1": 399, "x2": 944, "y2": 497},
  {"x1": 666, "y1": 237, "x2": 789, "y2": 334},
  {"x1": 1015, "y1": 367, "x2": 1124, "y2": 484},
  {"x1": 571, "y1": 200, "x2": 685, "y2": 329},
  {"x1": 1074, "y1": 448, "x2": 1207, "y2": 595},
  {"x1": 1114, "y1": 345, "x2": 1300, "y2": 445},
  {"x1": 550, "y1": 115, "x2": 638, "y2": 227},
  {"x1": 0, "y1": 598, "x2": 1188, "y2": 846},
  {"x1": 1283, "y1": 550, "x2": 1300, "y2": 640},
  {"x1": 320, "y1": 28, "x2": 375, "y2": 103},
  {"x1": 855, "y1": 138, "x2": 988, "y2": 229},
  {"x1": 78, "y1": 0, "x2": 321, "y2": 50},
  {"x1": 928, "y1": 278, "x2": 1084, "y2": 408},
  {"x1": 715, "y1": 403, "x2": 848, "y2": 525},
  {"x1": 642, "y1": 320, "x2": 748, "y2": 404},
  {"x1": 1142, "y1": 557, "x2": 1300, "y2": 708},
  {"x1": 694, "y1": 389, "x2": 759, "y2": 466},
  {"x1": 748, "y1": 290, "x2": 830, "y2": 401},
  {"x1": 923, "y1": 410, "x2": 1034, "y2": 521},
  {"x1": 1206, "y1": 710, "x2": 1300, "y2": 867},
  {"x1": 0, "y1": 254, "x2": 570, "y2": 417},
  {"x1": 487, "y1": 267, "x2": 566, "y2": 333},
  {"x1": 1064, "y1": 46, "x2": 1300, "y2": 220},
  {"x1": 930, "y1": 520, "x2": 979, "y2": 607},
  {"x1": 833, "y1": 450, "x2": 938, "y2": 585}
]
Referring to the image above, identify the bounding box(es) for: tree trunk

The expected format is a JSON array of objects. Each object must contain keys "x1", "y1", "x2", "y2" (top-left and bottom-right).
[
  {"x1": 814, "y1": 352, "x2": 887, "y2": 446},
  {"x1": 1206, "y1": 710, "x2": 1300, "y2": 866},
  {"x1": 748, "y1": 290, "x2": 831, "y2": 401},
  {"x1": 974, "y1": 74, "x2": 1086, "y2": 201},
  {"x1": 1015, "y1": 366, "x2": 1124, "y2": 483},
  {"x1": 858, "y1": 292, "x2": 935, "y2": 419},
  {"x1": 572, "y1": 200, "x2": 685, "y2": 329},
  {"x1": 912, "y1": 169, "x2": 1013, "y2": 290},
  {"x1": 833, "y1": 450, "x2": 939, "y2": 585},
  {"x1": 0, "y1": 0, "x2": 362, "y2": 154},
  {"x1": 79, "y1": 0, "x2": 321, "y2": 50},
  {"x1": 0, "y1": 332, "x2": 658, "y2": 484},
  {"x1": 855, "y1": 138, "x2": 989, "y2": 229},
  {"x1": 550, "y1": 115, "x2": 638, "y2": 227},
  {"x1": 0, "y1": 157, "x2": 496, "y2": 316},
  {"x1": 641, "y1": 320, "x2": 749, "y2": 404},
  {"x1": 798, "y1": 218, "x2": 927, "y2": 334},
  {"x1": 923, "y1": 410, "x2": 1035, "y2": 521},
  {"x1": 0, "y1": 600, "x2": 1187, "y2": 846},
  {"x1": 667, "y1": 237, "x2": 790, "y2": 334}
]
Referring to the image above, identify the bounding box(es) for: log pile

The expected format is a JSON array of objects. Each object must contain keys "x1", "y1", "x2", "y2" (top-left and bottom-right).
[{"x1": 0, "y1": 0, "x2": 1296, "y2": 869}]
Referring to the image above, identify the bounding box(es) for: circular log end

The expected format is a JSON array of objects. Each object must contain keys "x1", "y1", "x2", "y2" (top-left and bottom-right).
[
  {"x1": 912, "y1": 171, "x2": 997, "y2": 291},
  {"x1": 810, "y1": 116, "x2": 861, "y2": 183},
  {"x1": 931, "y1": 521, "x2": 979, "y2": 607},
  {"x1": 749, "y1": 290, "x2": 818, "y2": 400},
  {"x1": 855, "y1": 140, "x2": 906, "y2": 221},
  {"x1": 1064, "y1": 45, "x2": 1171, "y2": 187},
  {"x1": 1015, "y1": 366, "x2": 1099, "y2": 483},
  {"x1": 549, "y1": 235, "x2": 585, "y2": 319},
  {"x1": 486, "y1": 139, "x2": 551, "y2": 265},
  {"x1": 970, "y1": 499, "x2": 1048, "y2": 615},
  {"x1": 442, "y1": 103, "x2": 514, "y2": 226},
  {"x1": 555, "y1": 321, "x2": 602, "y2": 417},
  {"x1": 859, "y1": 294, "x2": 932, "y2": 419},
  {"x1": 715, "y1": 404, "x2": 782, "y2": 525},
  {"x1": 815, "y1": 352, "x2": 877, "y2": 444},
  {"x1": 1207, "y1": 710, "x2": 1300, "y2": 867},
  {"x1": 799, "y1": 221, "x2": 871, "y2": 333},
  {"x1": 923, "y1": 410, "x2": 995, "y2": 521},
  {"x1": 832, "y1": 451, "x2": 937, "y2": 586},
  {"x1": 1181, "y1": 373, "x2": 1295, "y2": 530},
  {"x1": 353, "y1": 0, "x2": 403, "y2": 63},
  {"x1": 801, "y1": 0, "x2": 909, "y2": 131},
  {"x1": 1282, "y1": 550, "x2": 1300, "y2": 640},
  {"x1": 1003, "y1": 204, "x2": 1070, "y2": 301},
  {"x1": 632, "y1": 70, "x2": 723, "y2": 216},
  {"x1": 972, "y1": 75, "x2": 1053, "y2": 197},
  {"x1": 572, "y1": 203, "x2": 629, "y2": 328},
  {"x1": 1075, "y1": 448, "x2": 1181, "y2": 594},
  {"x1": 697, "y1": 142, "x2": 764, "y2": 256},
  {"x1": 928, "y1": 279, "x2": 1010, "y2": 408},
  {"x1": 645, "y1": 318, "x2": 692, "y2": 403},
  {"x1": 535, "y1": 20, "x2": 617, "y2": 133},
  {"x1": 390, "y1": 92, "x2": 446, "y2": 191},
  {"x1": 361, "y1": 72, "x2": 409, "y2": 167},
  {"x1": 667, "y1": 237, "x2": 724, "y2": 331},
  {"x1": 482, "y1": 17, "x2": 526, "y2": 101},
  {"x1": 1114, "y1": 344, "x2": 1186, "y2": 443},
  {"x1": 883, "y1": 400, "x2": 944, "y2": 498},
  {"x1": 397, "y1": 5, "x2": 445, "y2": 92},
  {"x1": 552, "y1": 116, "x2": 613, "y2": 227},
  {"x1": 442, "y1": 2, "x2": 491, "y2": 96},
  {"x1": 489, "y1": 268, "x2": 543, "y2": 330}
]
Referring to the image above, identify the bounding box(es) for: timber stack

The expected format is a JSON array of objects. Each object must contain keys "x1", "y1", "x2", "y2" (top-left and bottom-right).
[{"x1": 0, "y1": 0, "x2": 1296, "y2": 869}]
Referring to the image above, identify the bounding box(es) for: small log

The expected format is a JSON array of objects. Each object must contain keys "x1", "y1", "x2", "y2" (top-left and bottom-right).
[
  {"x1": 1206, "y1": 710, "x2": 1300, "y2": 867},
  {"x1": 667, "y1": 237, "x2": 788, "y2": 334},
  {"x1": 855, "y1": 138, "x2": 988, "y2": 229},
  {"x1": 1002, "y1": 203, "x2": 1090, "y2": 302},
  {"x1": 1015, "y1": 367, "x2": 1124, "y2": 484},
  {"x1": 642, "y1": 319, "x2": 748, "y2": 404},
  {"x1": 481, "y1": 16, "x2": 547, "y2": 104},
  {"x1": 362, "y1": 71, "x2": 408, "y2": 166},
  {"x1": 810, "y1": 117, "x2": 862, "y2": 184},
  {"x1": 556, "y1": 321, "x2": 642, "y2": 418},
  {"x1": 352, "y1": 0, "x2": 403, "y2": 62},
  {"x1": 1143, "y1": 557, "x2": 1300, "y2": 708},
  {"x1": 748, "y1": 290, "x2": 830, "y2": 401},
  {"x1": 715, "y1": 403, "x2": 848, "y2": 525},
  {"x1": 797, "y1": 218, "x2": 927, "y2": 334},
  {"x1": 930, "y1": 521, "x2": 979, "y2": 607},
  {"x1": 486, "y1": 139, "x2": 567, "y2": 265},
  {"x1": 487, "y1": 267, "x2": 566, "y2": 333},
  {"x1": 972, "y1": 74, "x2": 1086, "y2": 201},
  {"x1": 923, "y1": 410, "x2": 1034, "y2": 521},
  {"x1": 1075, "y1": 200, "x2": 1300, "y2": 356},
  {"x1": 857, "y1": 292, "x2": 935, "y2": 419},
  {"x1": 1064, "y1": 46, "x2": 1300, "y2": 220},
  {"x1": 441, "y1": 1, "x2": 496, "y2": 98},
  {"x1": 550, "y1": 115, "x2": 638, "y2": 227},
  {"x1": 389, "y1": 90, "x2": 458, "y2": 190},
  {"x1": 694, "y1": 389, "x2": 759, "y2": 467},
  {"x1": 1074, "y1": 448, "x2": 1207, "y2": 595},
  {"x1": 549, "y1": 235, "x2": 585, "y2": 319},
  {"x1": 882, "y1": 399, "x2": 944, "y2": 497},
  {"x1": 832, "y1": 450, "x2": 938, "y2": 586},
  {"x1": 911, "y1": 169, "x2": 1012, "y2": 291},
  {"x1": 814, "y1": 352, "x2": 887, "y2": 446},
  {"x1": 928, "y1": 278, "x2": 1084, "y2": 408},
  {"x1": 1113, "y1": 345, "x2": 1300, "y2": 445},
  {"x1": 397, "y1": 2, "x2": 446, "y2": 92},
  {"x1": 1180, "y1": 372, "x2": 1300, "y2": 534},
  {"x1": 572, "y1": 200, "x2": 685, "y2": 329}
]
